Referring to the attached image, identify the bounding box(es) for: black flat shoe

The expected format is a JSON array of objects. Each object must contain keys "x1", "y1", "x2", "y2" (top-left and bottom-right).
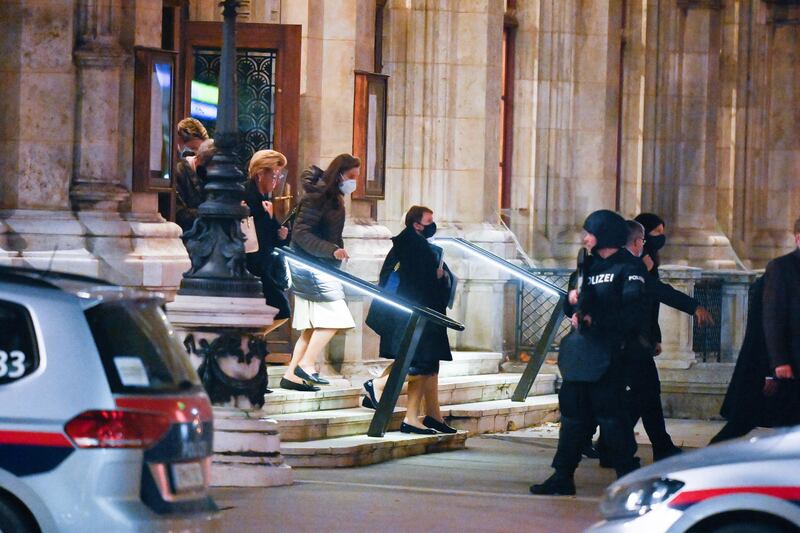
[
  {"x1": 422, "y1": 416, "x2": 457, "y2": 434},
  {"x1": 363, "y1": 379, "x2": 379, "y2": 409},
  {"x1": 294, "y1": 367, "x2": 329, "y2": 385},
  {"x1": 311, "y1": 372, "x2": 330, "y2": 385},
  {"x1": 279, "y1": 378, "x2": 320, "y2": 392},
  {"x1": 400, "y1": 422, "x2": 437, "y2": 435},
  {"x1": 530, "y1": 473, "x2": 576, "y2": 496}
]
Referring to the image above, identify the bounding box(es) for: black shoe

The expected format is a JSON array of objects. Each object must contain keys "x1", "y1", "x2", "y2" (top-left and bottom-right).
[
  {"x1": 422, "y1": 416, "x2": 457, "y2": 434},
  {"x1": 279, "y1": 378, "x2": 320, "y2": 392},
  {"x1": 400, "y1": 422, "x2": 437, "y2": 435},
  {"x1": 294, "y1": 367, "x2": 329, "y2": 385},
  {"x1": 265, "y1": 389, "x2": 274, "y2": 395},
  {"x1": 361, "y1": 396, "x2": 375, "y2": 409},
  {"x1": 530, "y1": 473, "x2": 576, "y2": 496},
  {"x1": 652, "y1": 446, "x2": 682, "y2": 462},
  {"x1": 363, "y1": 379, "x2": 379, "y2": 409},
  {"x1": 581, "y1": 442, "x2": 600, "y2": 459}
]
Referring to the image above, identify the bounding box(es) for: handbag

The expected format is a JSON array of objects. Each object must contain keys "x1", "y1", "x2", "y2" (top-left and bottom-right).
[{"x1": 241, "y1": 216, "x2": 259, "y2": 253}]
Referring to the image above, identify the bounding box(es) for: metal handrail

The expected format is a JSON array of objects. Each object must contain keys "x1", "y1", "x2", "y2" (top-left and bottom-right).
[
  {"x1": 428, "y1": 237, "x2": 567, "y2": 402},
  {"x1": 275, "y1": 245, "x2": 465, "y2": 438},
  {"x1": 429, "y1": 237, "x2": 567, "y2": 297},
  {"x1": 275, "y1": 247, "x2": 464, "y2": 332}
]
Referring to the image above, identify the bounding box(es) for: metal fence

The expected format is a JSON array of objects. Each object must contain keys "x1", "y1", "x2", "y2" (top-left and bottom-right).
[
  {"x1": 692, "y1": 277, "x2": 723, "y2": 362},
  {"x1": 515, "y1": 268, "x2": 573, "y2": 361},
  {"x1": 514, "y1": 269, "x2": 729, "y2": 363}
]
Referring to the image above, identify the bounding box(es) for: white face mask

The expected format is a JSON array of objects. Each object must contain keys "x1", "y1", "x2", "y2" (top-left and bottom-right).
[{"x1": 339, "y1": 179, "x2": 357, "y2": 195}]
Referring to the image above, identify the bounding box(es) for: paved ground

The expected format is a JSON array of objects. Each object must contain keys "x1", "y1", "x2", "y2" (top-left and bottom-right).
[{"x1": 210, "y1": 419, "x2": 725, "y2": 533}]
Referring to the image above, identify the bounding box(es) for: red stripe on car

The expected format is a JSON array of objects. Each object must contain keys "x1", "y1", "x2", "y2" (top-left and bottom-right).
[
  {"x1": 670, "y1": 486, "x2": 800, "y2": 508},
  {"x1": 115, "y1": 396, "x2": 213, "y2": 423},
  {"x1": 0, "y1": 430, "x2": 73, "y2": 448}
]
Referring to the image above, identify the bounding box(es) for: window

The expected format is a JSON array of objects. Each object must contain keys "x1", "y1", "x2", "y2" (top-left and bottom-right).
[
  {"x1": 0, "y1": 301, "x2": 39, "y2": 385},
  {"x1": 133, "y1": 47, "x2": 178, "y2": 192},
  {"x1": 352, "y1": 71, "x2": 388, "y2": 199},
  {"x1": 85, "y1": 300, "x2": 200, "y2": 394}
]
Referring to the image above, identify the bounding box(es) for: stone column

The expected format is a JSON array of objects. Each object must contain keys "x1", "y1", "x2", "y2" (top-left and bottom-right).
[
  {"x1": 510, "y1": 0, "x2": 622, "y2": 266},
  {"x1": 70, "y1": 0, "x2": 130, "y2": 212},
  {"x1": 645, "y1": 0, "x2": 740, "y2": 269},
  {"x1": 656, "y1": 266, "x2": 702, "y2": 369}
]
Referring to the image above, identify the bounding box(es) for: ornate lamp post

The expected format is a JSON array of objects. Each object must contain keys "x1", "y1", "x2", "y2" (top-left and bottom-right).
[{"x1": 179, "y1": 0, "x2": 261, "y2": 297}]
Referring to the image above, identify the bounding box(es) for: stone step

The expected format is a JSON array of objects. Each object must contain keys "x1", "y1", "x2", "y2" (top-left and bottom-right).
[
  {"x1": 439, "y1": 351, "x2": 504, "y2": 377},
  {"x1": 270, "y1": 407, "x2": 405, "y2": 442},
  {"x1": 281, "y1": 430, "x2": 468, "y2": 468},
  {"x1": 261, "y1": 372, "x2": 557, "y2": 416},
  {"x1": 211, "y1": 409, "x2": 293, "y2": 488},
  {"x1": 270, "y1": 391, "x2": 559, "y2": 443},
  {"x1": 265, "y1": 351, "x2": 504, "y2": 388},
  {"x1": 442, "y1": 395, "x2": 560, "y2": 435}
]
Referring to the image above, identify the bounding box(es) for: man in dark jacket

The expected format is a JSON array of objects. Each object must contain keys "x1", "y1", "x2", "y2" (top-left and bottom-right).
[
  {"x1": 531, "y1": 210, "x2": 646, "y2": 496},
  {"x1": 759, "y1": 217, "x2": 800, "y2": 426}
]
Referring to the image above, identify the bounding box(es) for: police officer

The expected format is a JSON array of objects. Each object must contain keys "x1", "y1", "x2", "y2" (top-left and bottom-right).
[{"x1": 531, "y1": 210, "x2": 646, "y2": 496}]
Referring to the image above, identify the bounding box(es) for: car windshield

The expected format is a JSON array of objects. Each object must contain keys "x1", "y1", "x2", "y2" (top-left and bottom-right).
[{"x1": 84, "y1": 299, "x2": 201, "y2": 394}]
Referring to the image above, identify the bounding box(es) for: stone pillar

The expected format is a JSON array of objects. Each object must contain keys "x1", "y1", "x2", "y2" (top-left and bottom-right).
[
  {"x1": 656, "y1": 266, "x2": 702, "y2": 369},
  {"x1": 509, "y1": 0, "x2": 622, "y2": 266},
  {"x1": 736, "y1": 1, "x2": 800, "y2": 267},
  {"x1": 70, "y1": 0, "x2": 129, "y2": 211},
  {"x1": 716, "y1": 270, "x2": 756, "y2": 362},
  {"x1": 646, "y1": 0, "x2": 740, "y2": 269}
]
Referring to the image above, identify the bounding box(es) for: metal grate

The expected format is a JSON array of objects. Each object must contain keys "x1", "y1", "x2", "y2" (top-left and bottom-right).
[
  {"x1": 515, "y1": 268, "x2": 572, "y2": 361},
  {"x1": 692, "y1": 277, "x2": 723, "y2": 362},
  {"x1": 192, "y1": 48, "x2": 277, "y2": 168}
]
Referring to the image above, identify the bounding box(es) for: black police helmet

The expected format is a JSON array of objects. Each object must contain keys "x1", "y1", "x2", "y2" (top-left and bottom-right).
[{"x1": 583, "y1": 209, "x2": 628, "y2": 250}]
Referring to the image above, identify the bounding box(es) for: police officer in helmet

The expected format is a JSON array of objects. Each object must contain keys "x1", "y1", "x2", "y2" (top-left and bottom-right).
[{"x1": 531, "y1": 210, "x2": 646, "y2": 496}]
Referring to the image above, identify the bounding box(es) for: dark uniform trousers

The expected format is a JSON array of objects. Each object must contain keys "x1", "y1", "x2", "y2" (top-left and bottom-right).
[
  {"x1": 553, "y1": 364, "x2": 638, "y2": 477},
  {"x1": 624, "y1": 352, "x2": 674, "y2": 452}
]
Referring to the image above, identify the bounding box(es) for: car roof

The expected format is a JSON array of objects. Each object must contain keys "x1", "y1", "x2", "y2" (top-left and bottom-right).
[
  {"x1": 0, "y1": 265, "x2": 117, "y2": 294},
  {"x1": 0, "y1": 266, "x2": 162, "y2": 308}
]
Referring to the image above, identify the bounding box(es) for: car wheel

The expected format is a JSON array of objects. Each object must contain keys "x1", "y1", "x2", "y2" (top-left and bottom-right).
[
  {"x1": 0, "y1": 496, "x2": 40, "y2": 533},
  {"x1": 709, "y1": 521, "x2": 791, "y2": 533}
]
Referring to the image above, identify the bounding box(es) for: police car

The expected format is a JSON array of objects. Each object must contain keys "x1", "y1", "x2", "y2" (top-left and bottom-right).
[
  {"x1": 0, "y1": 266, "x2": 217, "y2": 532},
  {"x1": 587, "y1": 425, "x2": 800, "y2": 533}
]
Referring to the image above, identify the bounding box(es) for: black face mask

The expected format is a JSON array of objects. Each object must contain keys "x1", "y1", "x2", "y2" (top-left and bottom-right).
[
  {"x1": 421, "y1": 222, "x2": 437, "y2": 239},
  {"x1": 647, "y1": 234, "x2": 666, "y2": 252}
]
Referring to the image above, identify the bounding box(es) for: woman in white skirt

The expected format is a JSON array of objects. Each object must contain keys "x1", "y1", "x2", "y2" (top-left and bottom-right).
[{"x1": 280, "y1": 154, "x2": 360, "y2": 392}]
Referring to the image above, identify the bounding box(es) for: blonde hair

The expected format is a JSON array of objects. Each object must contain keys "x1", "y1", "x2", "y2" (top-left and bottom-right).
[
  {"x1": 177, "y1": 117, "x2": 209, "y2": 142},
  {"x1": 248, "y1": 149, "x2": 288, "y2": 179}
]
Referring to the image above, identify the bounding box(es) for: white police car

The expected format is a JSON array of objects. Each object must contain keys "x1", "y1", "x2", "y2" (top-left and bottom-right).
[
  {"x1": 588, "y1": 426, "x2": 800, "y2": 533},
  {"x1": 0, "y1": 266, "x2": 217, "y2": 532}
]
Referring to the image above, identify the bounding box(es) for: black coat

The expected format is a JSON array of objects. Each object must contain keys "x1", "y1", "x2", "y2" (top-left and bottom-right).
[
  {"x1": 720, "y1": 276, "x2": 795, "y2": 427},
  {"x1": 243, "y1": 179, "x2": 289, "y2": 273},
  {"x1": 288, "y1": 167, "x2": 347, "y2": 302},
  {"x1": 366, "y1": 227, "x2": 452, "y2": 368},
  {"x1": 762, "y1": 249, "x2": 800, "y2": 374}
]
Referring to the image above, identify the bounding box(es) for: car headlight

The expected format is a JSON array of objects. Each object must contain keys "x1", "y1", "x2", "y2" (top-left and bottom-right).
[{"x1": 600, "y1": 478, "x2": 685, "y2": 520}]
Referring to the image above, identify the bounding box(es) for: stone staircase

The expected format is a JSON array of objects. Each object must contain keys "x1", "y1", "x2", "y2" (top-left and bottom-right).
[{"x1": 215, "y1": 351, "x2": 559, "y2": 469}]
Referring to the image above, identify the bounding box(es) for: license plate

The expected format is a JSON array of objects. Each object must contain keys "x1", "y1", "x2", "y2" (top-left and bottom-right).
[{"x1": 171, "y1": 462, "x2": 205, "y2": 493}]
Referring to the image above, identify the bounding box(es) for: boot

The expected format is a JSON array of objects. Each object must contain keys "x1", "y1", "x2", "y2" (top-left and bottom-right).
[
  {"x1": 530, "y1": 472, "x2": 576, "y2": 496},
  {"x1": 652, "y1": 445, "x2": 682, "y2": 462}
]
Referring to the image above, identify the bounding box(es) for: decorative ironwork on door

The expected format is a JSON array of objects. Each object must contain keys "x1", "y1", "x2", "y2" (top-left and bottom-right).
[{"x1": 191, "y1": 48, "x2": 277, "y2": 168}]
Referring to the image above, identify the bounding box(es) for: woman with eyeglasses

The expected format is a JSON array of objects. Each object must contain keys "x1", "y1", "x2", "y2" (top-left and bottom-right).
[
  {"x1": 280, "y1": 154, "x2": 360, "y2": 391},
  {"x1": 244, "y1": 150, "x2": 292, "y2": 333}
]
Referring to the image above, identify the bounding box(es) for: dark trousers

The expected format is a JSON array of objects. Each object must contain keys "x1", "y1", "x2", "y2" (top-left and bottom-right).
[
  {"x1": 552, "y1": 370, "x2": 638, "y2": 477},
  {"x1": 625, "y1": 355, "x2": 675, "y2": 452}
]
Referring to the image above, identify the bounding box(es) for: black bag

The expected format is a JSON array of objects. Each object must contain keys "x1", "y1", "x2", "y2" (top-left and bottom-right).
[{"x1": 557, "y1": 329, "x2": 612, "y2": 383}]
